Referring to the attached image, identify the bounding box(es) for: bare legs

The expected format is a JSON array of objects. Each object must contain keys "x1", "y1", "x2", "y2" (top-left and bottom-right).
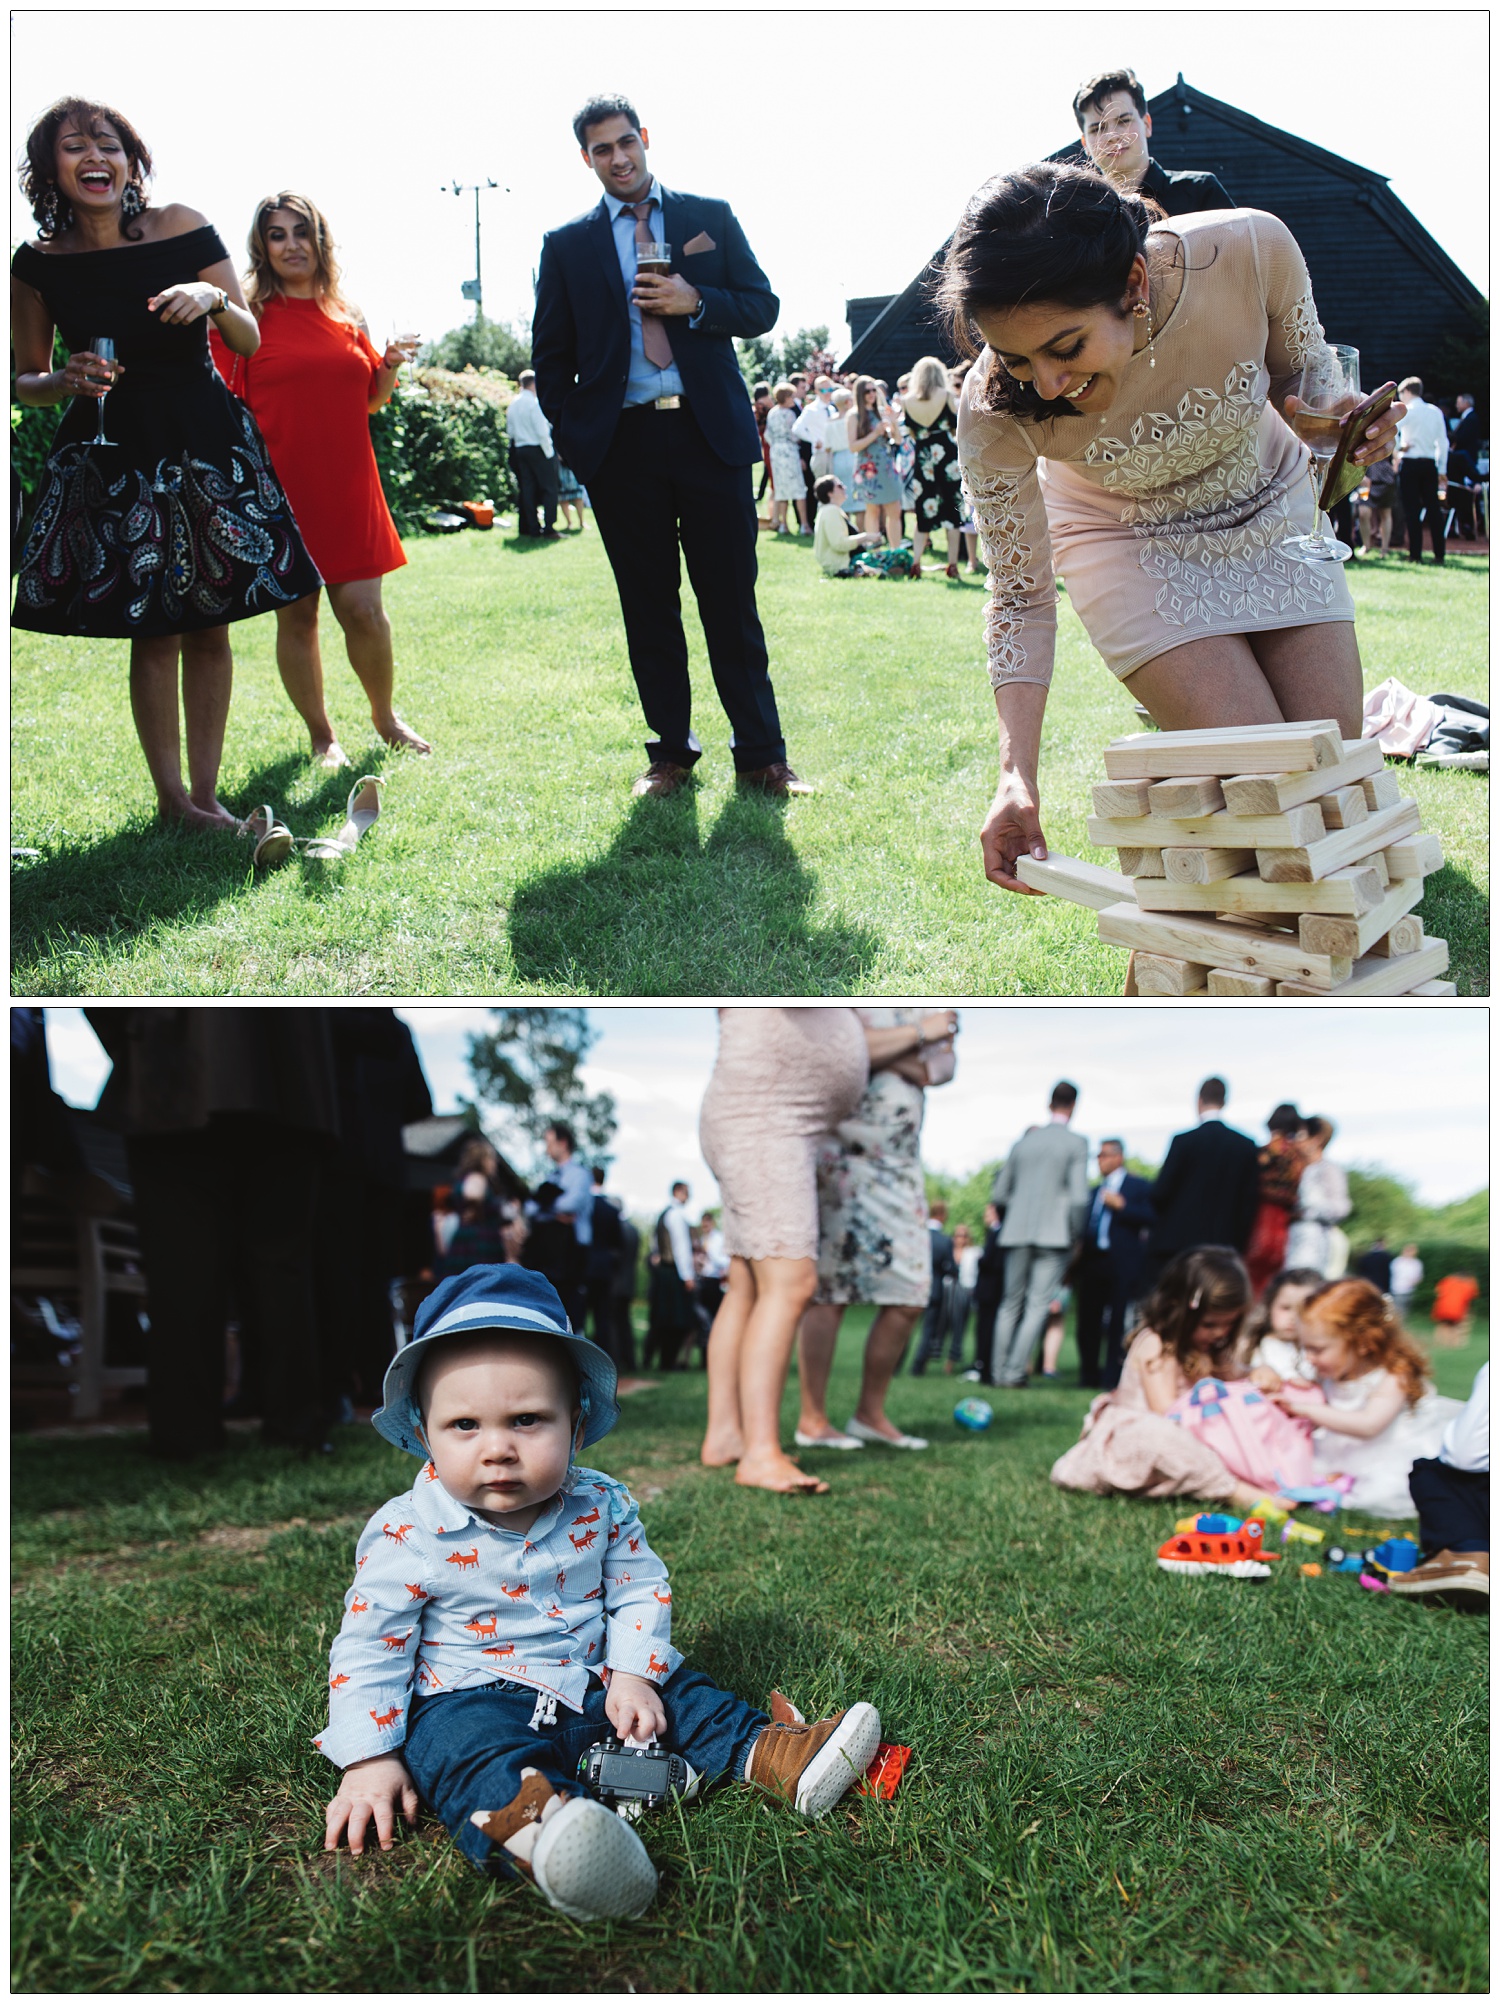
[
  {"x1": 701, "y1": 1255, "x2": 827, "y2": 1492},
  {"x1": 1124, "y1": 624, "x2": 1363, "y2": 740},
  {"x1": 128, "y1": 627, "x2": 238, "y2": 831},
  {"x1": 272, "y1": 579, "x2": 431, "y2": 759},
  {"x1": 798, "y1": 1302, "x2": 922, "y2": 1443}
]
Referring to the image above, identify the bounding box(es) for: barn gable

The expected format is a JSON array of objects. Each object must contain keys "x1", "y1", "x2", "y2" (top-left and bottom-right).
[{"x1": 841, "y1": 74, "x2": 1483, "y2": 394}]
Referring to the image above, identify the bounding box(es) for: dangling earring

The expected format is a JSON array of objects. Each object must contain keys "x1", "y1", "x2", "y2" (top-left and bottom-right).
[
  {"x1": 1132, "y1": 297, "x2": 1156, "y2": 368},
  {"x1": 40, "y1": 183, "x2": 59, "y2": 235},
  {"x1": 121, "y1": 179, "x2": 144, "y2": 219}
]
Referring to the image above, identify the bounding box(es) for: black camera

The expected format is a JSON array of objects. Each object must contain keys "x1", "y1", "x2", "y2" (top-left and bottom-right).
[{"x1": 578, "y1": 1737, "x2": 698, "y2": 1808}]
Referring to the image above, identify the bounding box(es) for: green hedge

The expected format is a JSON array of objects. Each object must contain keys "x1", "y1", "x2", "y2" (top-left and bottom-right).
[{"x1": 11, "y1": 361, "x2": 518, "y2": 559}]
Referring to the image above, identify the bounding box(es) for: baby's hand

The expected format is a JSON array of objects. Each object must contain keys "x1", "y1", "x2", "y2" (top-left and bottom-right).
[
  {"x1": 605, "y1": 1670, "x2": 668, "y2": 1744},
  {"x1": 325, "y1": 1753, "x2": 419, "y2": 1855},
  {"x1": 1273, "y1": 1385, "x2": 1326, "y2": 1416}
]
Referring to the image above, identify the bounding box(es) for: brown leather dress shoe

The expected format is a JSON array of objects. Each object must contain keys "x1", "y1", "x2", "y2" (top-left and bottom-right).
[
  {"x1": 737, "y1": 761, "x2": 815, "y2": 797},
  {"x1": 631, "y1": 760, "x2": 694, "y2": 799}
]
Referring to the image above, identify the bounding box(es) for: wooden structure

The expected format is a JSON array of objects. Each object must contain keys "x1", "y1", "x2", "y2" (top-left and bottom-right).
[
  {"x1": 842, "y1": 76, "x2": 1482, "y2": 391},
  {"x1": 1018, "y1": 722, "x2": 1455, "y2": 998}
]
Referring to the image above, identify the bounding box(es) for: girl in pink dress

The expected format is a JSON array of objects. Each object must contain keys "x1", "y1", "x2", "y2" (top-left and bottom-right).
[{"x1": 1052, "y1": 1249, "x2": 1312, "y2": 1509}]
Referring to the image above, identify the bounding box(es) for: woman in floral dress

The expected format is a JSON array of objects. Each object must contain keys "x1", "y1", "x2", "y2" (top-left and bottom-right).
[
  {"x1": 847, "y1": 375, "x2": 905, "y2": 546},
  {"x1": 764, "y1": 382, "x2": 808, "y2": 534},
  {"x1": 902, "y1": 354, "x2": 968, "y2": 576},
  {"x1": 941, "y1": 162, "x2": 1402, "y2": 892},
  {"x1": 794, "y1": 1008, "x2": 959, "y2": 1452}
]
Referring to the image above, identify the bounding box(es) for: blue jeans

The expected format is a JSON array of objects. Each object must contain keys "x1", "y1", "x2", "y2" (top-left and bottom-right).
[{"x1": 405, "y1": 1667, "x2": 769, "y2": 1872}]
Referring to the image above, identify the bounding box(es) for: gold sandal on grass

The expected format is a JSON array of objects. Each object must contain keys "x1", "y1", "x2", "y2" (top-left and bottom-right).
[{"x1": 239, "y1": 804, "x2": 294, "y2": 868}]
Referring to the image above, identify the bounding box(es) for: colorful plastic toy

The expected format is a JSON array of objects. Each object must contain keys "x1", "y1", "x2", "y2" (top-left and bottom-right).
[
  {"x1": 1299, "y1": 1563, "x2": 1322, "y2": 1578},
  {"x1": 1366, "y1": 1536, "x2": 1422, "y2": 1577},
  {"x1": 953, "y1": 1397, "x2": 993, "y2": 1431},
  {"x1": 1281, "y1": 1520, "x2": 1325, "y2": 1548},
  {"x1": 1275, "y1": 1476, "x2": 1355, "y2": 1513},
  {"x1": 857, "y1": 1743, "x2": 913, "y2": 1800},
  {"x1": 1359, "y1": 1571, "x2": 1390, "y2": 1592},
  {"x1": 1157, "y1": 1520, "x2": 1277, "y2": 1580}
]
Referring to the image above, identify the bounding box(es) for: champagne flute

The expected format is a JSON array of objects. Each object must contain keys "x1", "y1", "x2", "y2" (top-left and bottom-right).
[
  {"x1": 392, "y1": 329, "x2": 422, "y2": 390},
  {"x1": 89, "y1": 336, "x2": 118, "y2": 448},
  {"x1": 1282, "y1": 342, "x2": 1359, "y2": 563}
]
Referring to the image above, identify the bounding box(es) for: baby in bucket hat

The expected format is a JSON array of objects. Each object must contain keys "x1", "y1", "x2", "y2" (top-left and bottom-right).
[{"x1": 319, "y1": 1264, "x2": 882, "y2": 1921}]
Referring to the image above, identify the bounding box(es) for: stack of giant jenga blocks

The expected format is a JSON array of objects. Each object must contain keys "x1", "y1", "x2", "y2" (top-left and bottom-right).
[{"x1": 1016, "y1": 720, "x2": 1456, "y2": 997}]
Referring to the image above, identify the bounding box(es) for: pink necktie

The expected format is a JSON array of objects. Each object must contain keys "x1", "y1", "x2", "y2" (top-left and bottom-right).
[{"x1": 631, "y1": 200, "x2": 673, "y2": 369}]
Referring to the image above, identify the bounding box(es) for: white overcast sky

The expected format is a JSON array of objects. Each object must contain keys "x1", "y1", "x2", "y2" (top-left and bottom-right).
[
  {"x1": 46, "y1": 1005, "x2": 1489, "y2": 1214},
  {"x1": 10, "y1": 9, "x2": 1487, "y2": 353}
]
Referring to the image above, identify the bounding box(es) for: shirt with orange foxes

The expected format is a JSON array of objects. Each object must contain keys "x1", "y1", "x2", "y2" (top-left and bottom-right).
[{"x1": 316, "y1": 1464, "x2": 682, "y2": 1768}]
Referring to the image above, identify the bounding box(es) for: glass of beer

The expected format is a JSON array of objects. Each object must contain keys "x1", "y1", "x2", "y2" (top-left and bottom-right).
[
  {"x1": 1282, "y1": 343, "x2": 1360, "y2": 564},
  {"x1": 636, "y1": 241, "x2": 672, "y2": 280}
]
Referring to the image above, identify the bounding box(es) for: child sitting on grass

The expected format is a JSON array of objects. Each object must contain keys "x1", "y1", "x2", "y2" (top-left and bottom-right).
[
  {"x1": 1271, "y1": 1278, "x2": 1462, "y2": 1519},
  {"x1": 1051, "y1": 1249, "x2": 1301, "y2": 1511},
  {"x1": 1246, "y1": 1267, "x2": 1324, "y2": 1384},
  {"x1": 319, "y1": 1265, "x2": 881, "y2": 1922},
  {"x1": 812, "y1": 475, "x2": 914, "y2": 578}
]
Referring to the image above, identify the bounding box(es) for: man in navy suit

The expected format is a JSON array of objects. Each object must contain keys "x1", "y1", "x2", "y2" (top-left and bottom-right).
[
  {"x1": 1146, "y1": 1076, "x2": 1260, "y2": 1277},
  {"x1": 533, "y1": 95, "x2": 809, "y2": 799},
  {"x1": 1073, "y1": 1138, "x2": 1153, "y2": 1390}
]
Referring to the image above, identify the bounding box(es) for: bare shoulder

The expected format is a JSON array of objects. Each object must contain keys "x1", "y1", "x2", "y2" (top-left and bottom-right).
[
  {"x1": 1131, "y1": 1328, "x2": 1165, "y2": 1362},
  {"x1": 149, "y1": 202, "x2": 212, "y2": 239}
]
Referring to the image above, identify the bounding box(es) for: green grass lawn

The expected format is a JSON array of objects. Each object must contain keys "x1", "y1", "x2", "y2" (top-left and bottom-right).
[
  {"x1": 10, "y1": 531, "x2": 1489, "y2": 996},
  {"x1": 12, "y1": 1314, "x2": 1487, "y2": 1994}
]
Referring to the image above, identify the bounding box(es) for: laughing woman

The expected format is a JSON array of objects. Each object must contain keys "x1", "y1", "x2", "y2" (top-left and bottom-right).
[
  {"x1": 213, "y1": 192, "x2": 430, "y2": 765},
  {"x1": 12, "y1": 97, "x2": 321, "y2": 832},
  {"x1": 941, "y1": 163, "x2": 1402, "y2": 892}
]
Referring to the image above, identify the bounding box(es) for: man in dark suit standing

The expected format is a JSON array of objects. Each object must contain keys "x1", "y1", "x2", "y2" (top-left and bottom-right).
[
  {"x1": 533, "y1": 94, "x2": 809, "y2": 799},
  {"x1": 1146, "y1": 1077, "x2": 1260, "y2": 1277},
  {"x1": 585, "y1": 1164, "x2": 625, "y2": 1365},
  {"x1": 910, "y1": 1202, "x2": 956, "y2": 1375},
  {"x1": 1072, "y1": 69, "x2": 1234, "y2": 215},
  {"x1": 1073, "y1": 1138, "x2": 1153, "y2": 1390}
]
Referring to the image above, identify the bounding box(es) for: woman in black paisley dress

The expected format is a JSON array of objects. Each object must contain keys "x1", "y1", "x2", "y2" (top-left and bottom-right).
[{"x1": 12, "y1": 97, "x2": 321, "y2": 833}]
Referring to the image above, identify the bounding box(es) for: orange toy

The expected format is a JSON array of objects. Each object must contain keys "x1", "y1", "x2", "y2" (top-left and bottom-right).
[{"x1": 1157, "y1": 1519, "x2": 1278, "y2": 1580}]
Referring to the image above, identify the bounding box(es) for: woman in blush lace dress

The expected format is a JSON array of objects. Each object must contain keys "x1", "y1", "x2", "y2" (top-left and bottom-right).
[
  {"x1": 939, "y1": 162, "x2": 1403, "y2": 892},
  {"x1": 698, "y1": 1008, "x2": 868, "y2": 1494}
]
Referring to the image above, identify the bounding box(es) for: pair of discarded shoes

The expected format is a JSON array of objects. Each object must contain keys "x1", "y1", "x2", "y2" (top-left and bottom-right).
[{"x1": 240, "y1": 777, "x2": 383, "y2": 868}]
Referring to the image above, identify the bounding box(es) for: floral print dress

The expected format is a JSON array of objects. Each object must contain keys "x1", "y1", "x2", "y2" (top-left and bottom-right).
[{"x1": 813, "y1": 1008, "x2": 932, "y2": 1307}]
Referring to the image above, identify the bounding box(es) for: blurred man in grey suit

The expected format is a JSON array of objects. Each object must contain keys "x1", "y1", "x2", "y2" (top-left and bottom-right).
[{"x1": 989, "y1": 1081, "x2": 1091, "y2": 1388}]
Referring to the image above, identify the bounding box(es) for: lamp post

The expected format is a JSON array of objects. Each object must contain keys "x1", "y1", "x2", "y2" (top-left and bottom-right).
[{"x1": 446, "y1": 178, "x2": 501, "y2": 320}]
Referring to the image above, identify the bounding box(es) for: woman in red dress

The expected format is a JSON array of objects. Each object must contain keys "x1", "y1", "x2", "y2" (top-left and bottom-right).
[
  {"x1": 1245, "y1": 1103, "x2": 1305, "y2": 1299},
  {"x1": 215, "y1": 192, "x2": 429, "y2": 762}
]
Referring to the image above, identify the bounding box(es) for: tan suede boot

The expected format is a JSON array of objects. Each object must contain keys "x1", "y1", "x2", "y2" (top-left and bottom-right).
[{"x1": 744, "y1": 1700, "x2": 881, "y2": 1817}]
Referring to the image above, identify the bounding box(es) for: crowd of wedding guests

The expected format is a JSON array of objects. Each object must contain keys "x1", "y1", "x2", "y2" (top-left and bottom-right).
[{"x1": 751, "y1": 358, "x2": 984, "y2": 581}]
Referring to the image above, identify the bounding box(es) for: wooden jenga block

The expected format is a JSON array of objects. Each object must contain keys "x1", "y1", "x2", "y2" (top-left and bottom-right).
[
  {"x1": 1360, "y1": 768, "x2": 1403, "y2": 812},
  {"x1": 1383, "y1": 832, "x2": 1443, "y2": 879},
  {"x1": 1116, "y1": 847, "x2": 1164, "y2": 877},
  {"x1": 1408, "y1": 979, "x2": 1458, "y2": 997},
  {"x1": 1368, "y1": 850, "x2": 1391, "y2": 887},
  {"x1": 1221, "y1": 738, "x2": 1382, "y2": 814},
  {"x1": 1257, "y1": 800, "x2": 1421, "y2": 884},
  {"x1": 1103, "y1": 721, "x2": 1344, "y2": 780},
  {"x1": 1162, "y1": 847, "x2": 1257, "y2": 885},
  {"x1": 1297, "y1": 880, "x2": 1424, "y2": 962},
  {"x1": 1148, "y1": 775, "x2": 1225, "y2": 817},
  {"x1": 1122, "y1": 951, "x2": 1140, "y2": 997},
  {"x1": 1206, "y1": 969, "x2": 1277, "y2": 995},
  {"x1": 1096, "y1": 903, "x2": 1351, "y2": 988},
  {"x1": 1217, "y1": 912, "x2": 1299, "y2": 933},
  {"x1": 1013, "y1": 854, "x2": 1137, "y2": 909},
  {"x1": 1366, "y1": 914, "x2": 1425, "y2": 959},
  {"x1": 1087, "y1": 802, "x2": 1327, "y2": 848},
  {"x1": 1092, "y1": 779, "x2": 1155, "y2": 817},
  {"x1": 1275, "y1": 939, "x2": 1449, "y2": 997},
  {"x1": 1134, "y1": 953, "x2": 1210, "y2": 996},
  {"x1": 1134, "y1": 861, "x2": 1385, "y2": 918},
  {"x1": 1318, "y1": 785, "x2": 1369, "y2": 831}
]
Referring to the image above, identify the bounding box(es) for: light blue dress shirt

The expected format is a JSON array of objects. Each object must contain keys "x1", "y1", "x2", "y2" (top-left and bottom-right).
[
  {"x1": 602, "y1": 176, "x2": 705, "y2": 408},
  {"x1": 553, "y1": 1155, "x2": 594, "y2": 1247},
  {"x1": 317, "y1": 1464, "x2": 681, "y2": 1768}
]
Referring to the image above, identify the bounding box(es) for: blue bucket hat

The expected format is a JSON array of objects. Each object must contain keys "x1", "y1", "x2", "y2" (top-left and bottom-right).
[{"x1": 373, "y1": 1264, "x2": 620, "y2": 1457}]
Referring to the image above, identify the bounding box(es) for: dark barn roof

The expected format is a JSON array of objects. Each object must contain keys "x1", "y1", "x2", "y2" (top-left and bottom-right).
[{"x1": 842, "y1": 75, "x2": 1483, "y2": 394}]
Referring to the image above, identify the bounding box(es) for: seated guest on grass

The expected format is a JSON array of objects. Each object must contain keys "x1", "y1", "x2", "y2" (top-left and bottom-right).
[
  {"x1": 1051, "y1": 1248, "x2": 1272, "y2": 1512},
  {"x1": 939, "y1": 162, "x2": 1403, "y2": 893},
  {"x1": 1245, "y1": 1267, "x2": 1323, "y2": 1384},
  {"x1": 812, "y1": 474, "x2": 888, "y2": 576},
  {"x1": 320, "y1": 1265, "x2": 883, "y2": 1922},
  {"x1": 1271, "y1": 1278, "x2": 1462, "y2": 1520},
  {"x1": 1392, "y1": 1361, "x2": 1488, "y2": 1608}
]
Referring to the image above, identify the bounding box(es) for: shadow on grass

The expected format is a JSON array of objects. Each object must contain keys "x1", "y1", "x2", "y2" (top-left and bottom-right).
[
  {"x1": 10, "y1": 749, "x2": 396, "y2": 978},
  {"x1": 508, "y1": 787, "x2": 882, "y2": 994}
]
